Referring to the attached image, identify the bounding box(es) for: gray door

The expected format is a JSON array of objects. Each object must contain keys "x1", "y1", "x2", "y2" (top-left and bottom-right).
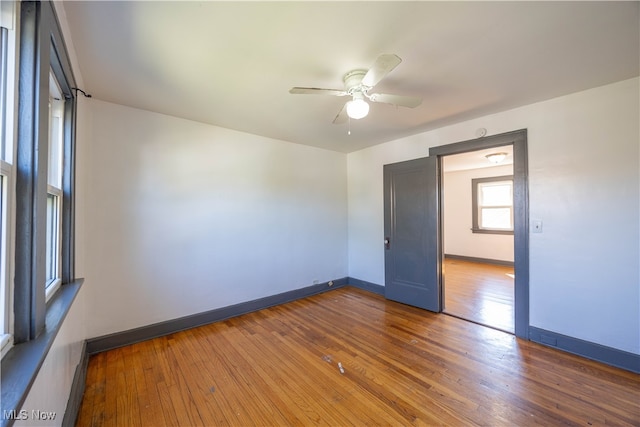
[{"x1": 383, "y1": 156, "x2": 441, "y2": 312}]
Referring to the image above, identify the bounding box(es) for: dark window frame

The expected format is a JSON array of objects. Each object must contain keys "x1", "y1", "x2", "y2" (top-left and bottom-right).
[
  {"x1": 1, "y1": 2, "x2": 81, "y2": 425},
  {"x1": 471, "y1": 175, "x2": 514, "y2": 235},
  {"x1": 1, "y1": 24, "x2": 10, "y2": 339},
  {"x1": 0, "y1": 26, "x2": 7, "y2": 158},
  {"x1": 14, "y1": 0, "x2": 77, "y2": 342}
]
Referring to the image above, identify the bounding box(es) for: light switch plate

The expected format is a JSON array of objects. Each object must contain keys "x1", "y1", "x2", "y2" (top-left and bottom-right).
[{"x1": 532, "y1": 220, "x2": 543, "y2": 233}]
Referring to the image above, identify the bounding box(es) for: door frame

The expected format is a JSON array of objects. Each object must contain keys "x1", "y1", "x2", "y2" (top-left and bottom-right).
[{"x1": 429, "y1": 129, "x2": 529, "y2": 339}]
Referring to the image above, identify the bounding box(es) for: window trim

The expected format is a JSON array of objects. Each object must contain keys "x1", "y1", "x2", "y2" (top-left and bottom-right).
[
  {"x1": 471, "y1": 175, "x2": 514, "y2": 235},
  {"x1": 0, "y1": 26, "x2": 8, "y2": 160},
  {"x1": 14, "y1": 0, "x2": 77, "y2": 343},
  {"x1": 0, "y1": 2, "x2": 18, "y2": 357},
  {"x1": 46, "y1": 74, "x2": 64, "y2": 301},
  {"x1": 0, "y1": 159, "x2": 14, "y2": 356},
  {"x1": 0, "y1": 279, "x2": 83, "y2": 427},
  {"x1": 45, "y1": 186, "x2": 62, "y2": 301},
  {"x1": 1, "y1": 1, "x2": 80, "y2": 423}
]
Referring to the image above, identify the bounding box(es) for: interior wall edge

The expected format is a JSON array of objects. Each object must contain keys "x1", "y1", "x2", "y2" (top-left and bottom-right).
[{"x1": 61, "y1": 341, "x2": 88, "y2": 427}]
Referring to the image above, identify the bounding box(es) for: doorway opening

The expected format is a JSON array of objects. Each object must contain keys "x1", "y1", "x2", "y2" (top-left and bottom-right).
[
  {"x1": 429, "y1": 129, "x2": 528, "y2": 339},
  {"x1": 383, "y1": 130, "x2": 528, "y2": 338},
  {"x1": 441, "y1": 147, "x2": 515, "y2": 333}
]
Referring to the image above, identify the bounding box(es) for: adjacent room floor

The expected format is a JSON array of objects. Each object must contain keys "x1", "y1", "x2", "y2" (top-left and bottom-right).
[
  {"x1": 443, "y1": 257, "x2": 514, "y2": 333},
  {"x1": 76, "y1": 287, "x2": 639, "y2": 426}
]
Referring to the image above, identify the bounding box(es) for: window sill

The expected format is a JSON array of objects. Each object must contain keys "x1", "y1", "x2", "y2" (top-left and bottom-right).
[
  {"x1": 471, "y1": 228, "x2": 514, "y2": 236},
  {"x1": 45, "y1": 278, "x2": 62, "y2": 303},
  {"x1": 0, "y1": 279, "x2": 83, "y2": 427},
  {"x1": 0, "y1": 334, "x2": 12, "y2": 359}
]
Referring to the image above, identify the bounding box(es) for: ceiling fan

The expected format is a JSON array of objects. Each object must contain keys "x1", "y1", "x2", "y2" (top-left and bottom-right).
[{"x1": 289, "y1": 54, "x2": 422, "y2": 124}]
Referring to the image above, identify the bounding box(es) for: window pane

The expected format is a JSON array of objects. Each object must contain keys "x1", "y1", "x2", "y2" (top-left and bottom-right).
[
  {"x1": 480, "y1": 182, "x2": 511, "y2": 207},
  {"x1": 46, "y1": 71, "x2": 63, "y2": 290},
  {"x1": 0, "y1": 175, "x2": 3, "y2": 251},
  {"x1": 48, "y1": 105, "x2": 61, "y2": 185},
  {"x1": 0, "y1": 27, "x2": 7, "y2": 162},
  {"x1": 48, "y1": 71, "x2": 64, "y2": 188},
  {"x1": 481, "y1": 207, "x2": 512, "y2": 229},
  {"x1": 0, "y1": 174, "x2": 4, "y2": 331},
  {"x1": 45, "y1": 193, "x2": 58, "y2": 286}
]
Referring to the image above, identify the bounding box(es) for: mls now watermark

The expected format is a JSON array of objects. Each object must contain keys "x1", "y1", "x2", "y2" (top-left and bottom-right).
[{"x1": 3, "y1": 410, "x2": 57, "y2": 421}]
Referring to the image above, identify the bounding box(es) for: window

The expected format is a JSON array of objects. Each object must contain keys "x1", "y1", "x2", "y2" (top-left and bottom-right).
[
  {"x1": 0, "y1": 26, "x2": 9, "y2": 350},
  {"x1": 472, "y1": 175, "x2": 514, "y2": 234},
  {"x1": 0, "y1": 1, "x2": 17, "y2": 357},
  {"x1": 45, "y1": 72, "x2": 64, "y2": 299},
  {"x1": 1, "y1": 1, "x2": 81, "y2": 417},
  {"x1": 10, "y1": 0, "x2": 78, "y2": 344},
  {"x1": 0, "y1": 169, "x2": 10, "y2": 355},
  {"x1": 0, "y1": 26, "x2": 7, "y2": 158}
]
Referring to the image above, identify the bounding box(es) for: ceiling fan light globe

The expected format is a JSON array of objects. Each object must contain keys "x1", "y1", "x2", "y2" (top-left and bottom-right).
[{"x1": 346, "y1": 98, "x2": 369, "y2": 119}]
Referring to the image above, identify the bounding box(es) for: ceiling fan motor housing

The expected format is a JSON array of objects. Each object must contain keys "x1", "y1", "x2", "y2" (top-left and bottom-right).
[{"x1": 343, "y1": 70, "x2": 369, "y2": 94}]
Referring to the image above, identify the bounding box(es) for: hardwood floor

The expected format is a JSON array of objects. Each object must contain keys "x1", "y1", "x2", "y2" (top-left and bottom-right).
[
  {"x1": 76, "y1": 287, "x2": 639, "y2": 426},
  {"x1": 443, "y1": 258, "x2": 514, "y2": 333}
]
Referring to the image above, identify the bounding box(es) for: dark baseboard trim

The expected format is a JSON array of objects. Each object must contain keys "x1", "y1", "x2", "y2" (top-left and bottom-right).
[
  {"x1": 529, "y1": 326, "x2": 640, "y2": 374},
  {"x1": 69, "y1": 282, "x2": 638, "y2": 427},
  {"x1": 62, "y1": 341, "x2": 89, "y2": 427},
  {"x1": 0, "y1": 279, "x2": 84, "y2": 427},
  {"x1": 347, "y1": 277, "x2": 385, "y2": 295},
  {"x1": 86, "y1": 278, "x2": 349, "y2": 355},
  {"x1": 444, "y1": 254, "x2": 514, "y2": 267}
]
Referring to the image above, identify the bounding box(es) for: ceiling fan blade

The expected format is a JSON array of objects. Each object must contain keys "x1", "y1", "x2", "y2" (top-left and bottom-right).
[
  {"x1": 290, "y1": 87, "x2": 348, "y2": 96},
  {"x1": 368, "y1": 93, "x2": 422, "y2": 108},
  {"x1": 361, "y1": 54, "x2": 402, "y2": 87},
  {"x1": 332, "y1": 103, "x2": 348, "y2": 124}
]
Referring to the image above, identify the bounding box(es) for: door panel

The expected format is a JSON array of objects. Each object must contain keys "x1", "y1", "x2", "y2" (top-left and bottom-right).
[{"x1": 383, "y1": 156, "x2": 440, "y2": 312}]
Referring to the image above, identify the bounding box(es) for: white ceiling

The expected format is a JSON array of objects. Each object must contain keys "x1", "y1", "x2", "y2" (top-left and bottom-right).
[
  {"x1": 62, "y1": 1, "x2": 639, "y2": 154},
  {"x1": 443, "y1": 145, "x2": 513, "y2": 173}
]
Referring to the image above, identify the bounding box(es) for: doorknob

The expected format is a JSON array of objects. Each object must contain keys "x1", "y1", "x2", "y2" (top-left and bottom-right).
[{"x1": 384, "y1": 237, "x2": 390, "y2": 250}]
